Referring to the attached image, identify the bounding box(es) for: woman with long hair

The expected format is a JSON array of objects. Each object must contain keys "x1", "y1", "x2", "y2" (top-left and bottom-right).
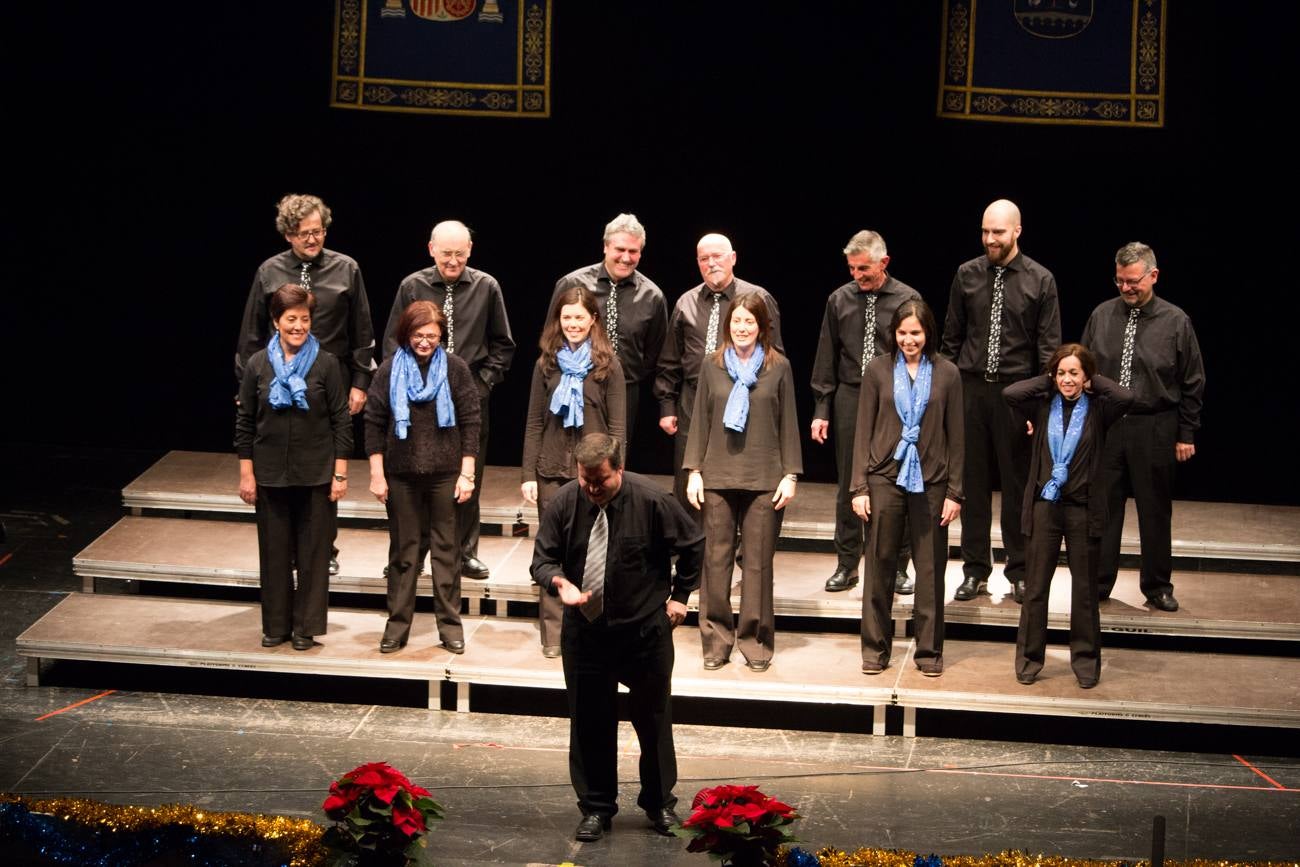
[
  {"x1": 522, "y1": 286, "x2": 626, "y2": 657},
  {"x1": 683, "y1": 293, "x2": 801, "y2": 672},
  {"x1": 850, "y1": 298, "x2": 963, "y2": 677}
]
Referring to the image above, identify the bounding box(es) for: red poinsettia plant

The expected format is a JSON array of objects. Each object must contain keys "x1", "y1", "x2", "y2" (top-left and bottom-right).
[
  {"x1": 321, "y1": 761, "x2": 444, "y2": 866},
  {"x1": 673, "y1": 783, "x2": 799, "y2": 865}
]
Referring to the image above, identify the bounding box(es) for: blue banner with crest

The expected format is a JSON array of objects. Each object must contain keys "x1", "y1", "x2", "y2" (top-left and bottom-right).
[
  {"x1": 332, "y1": 0, "x2": 551, "y2": 117},
  {"x1": 939, "y1": 0, "x2": 1166, "y2": 127}
]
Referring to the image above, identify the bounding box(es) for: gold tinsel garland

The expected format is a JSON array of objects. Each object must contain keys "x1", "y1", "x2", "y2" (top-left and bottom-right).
[
  {"x1": 798, "y1": 847, "x2": 1299, "y2": 867},
  {"x1": 1, "y1": 793, "x2": 327, "y2": 867}
]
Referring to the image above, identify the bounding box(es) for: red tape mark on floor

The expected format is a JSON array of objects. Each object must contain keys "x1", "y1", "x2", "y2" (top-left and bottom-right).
[
  {"x1": 0, "y1": 552, "x2": 13, "y2": 568},
  {"x1": 1234, "y1": 754, "x2": 1287, "y2": 790},
  {"x1": 35, "y1": 690, "x2": 117, "y2": 722}
]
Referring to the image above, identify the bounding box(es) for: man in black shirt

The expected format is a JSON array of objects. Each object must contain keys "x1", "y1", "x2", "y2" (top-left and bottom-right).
[
  {"x1": 236, "y1": 194, "x2": 377, "y2": 575},
  {"x1": 382, "y1": 220, "x2": 515, "y2": 580},
  {"x1": 941, "y1": 200, "x2": 1061, "y2": 603},
  {"x1": 555, "y1": 214, "x2": 668, "y2": 453},
  {"x1": 811, "y1": 230, "x2": 922, "y2": 594},
  {"x1": 531, "y1": 433, "x2": 703, "y2": 843},
  {"x1": 655, "y1": 232, "x2": 782, "y2": 520},
  {"x1": 1081, "y1": 242, "x2": 1204, "y2": 611}
]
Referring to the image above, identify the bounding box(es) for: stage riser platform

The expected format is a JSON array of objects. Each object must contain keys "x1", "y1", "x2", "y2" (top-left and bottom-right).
[
  {"x1": 18, "y1": 594, "x2": 1300, "y2": 733},
  {"x1": 75, "y1": 517, "x2": 1300, "y2": 641},
  {"x1": 121, "y1": 452, "x2": 1300, "y2": 565}
]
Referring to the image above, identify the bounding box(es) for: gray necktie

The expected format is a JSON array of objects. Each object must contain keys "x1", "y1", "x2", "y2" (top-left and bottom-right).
[
  {"x1": 580, "y1": 507, "x2": 608, "y2": 622},
  {"x1": 1119, "y1": 305, "x2": 1140, "y2": 387},
  {"x1": 986, "y1": 266, "x2": 1006, "y2": 377},
  {"x1": 605, "y1": 286, "x2": 620, "y2": 355},
  {"x1": 704, "y1": 293, "x2": 722, "y2": 355},
  {"x1": 860, "y1": 292, "x2": 878, "y2": 375},
  {"x1": 443, "y1": 284, "x2": 455, "y2": 354},
  {"x1": 298, "y1": 261, "x2": 312, "y2": 293}
]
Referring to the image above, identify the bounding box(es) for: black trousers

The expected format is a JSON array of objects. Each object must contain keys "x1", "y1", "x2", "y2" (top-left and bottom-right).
[
  {"x1": 670, "y1": 381, "x2": 699, "y2": 526},
  {"x1": 625, "y1": 380, "x2": 641, "y2": 451},
  {"x1": 455, "y1": 377, "x2": 491, "y2": 563},
  {"x1": 959, "y1": 372, "x2": 1029, "y2": 583},
  {"x1": 535, "y1": 476, "x2": 566, "y2": 647},
  {"x1": 385, "y1": 472, "x2": 462, "y2": 644},
  {"x1": 1096, "y1": 411, "x2": 1177, "y2": 598},
  {"x1": 861, "y1": 478, "x2": 948, "y2": 666},
  {"x1": 1016, "y1": 499, "x2": 1101, "y2": 683},
  {"x1": 562, "y1": 608, "x2": 678, "y2": 819},
  {"x1": 832, "y1": 384, "x2": 910, "y2": 574},
  {"x1": 699, "y1": 489, "x2": 777, "y2": 665},
  {"x1": 255, "y1": 484, "x2": 331, "y2": 639}
]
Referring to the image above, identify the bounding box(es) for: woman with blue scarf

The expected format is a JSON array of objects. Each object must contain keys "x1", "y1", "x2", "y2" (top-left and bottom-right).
[
  {"x1": 1004, "y1": 343, "x2": 1133, "y2": 688},
  {"x1": 521, "y1": 286, "x2": 626, "y2": 657},
  {"x1": 236, "y1": 283, "x2": 352, "y2": 651},
  {"x1": 850, "y1": 299, "x2": 963, "y2": 677},
  {"x1": 365, "y1": 301, "x2": 482, "y2": 655},
  {"x1": 683, "y1": 293, "x2": 801, "y2": 673}
]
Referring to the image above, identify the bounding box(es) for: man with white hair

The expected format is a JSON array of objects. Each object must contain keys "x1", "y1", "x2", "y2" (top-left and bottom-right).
[
  {"x1": 655, "y1": 233, "x2": 782, "y2": 518},
  {"x1": 555, "y1": 213, "x2": 668, "y2": 446},
  {"x1": 383, "y1": 219, "x2": 515, "y2": 581}
]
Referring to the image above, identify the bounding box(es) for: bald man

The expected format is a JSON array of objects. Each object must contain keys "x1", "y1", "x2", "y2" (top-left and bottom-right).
[
  {"x1": 940, "y1": 200, "x2": 1061, "y2": 604},
  {"x1": 654, "y1": 233, "x2": 783, "y2": 518},
  {"x1": 383, "y1": 220, "x2": 515, "y2": 580}
]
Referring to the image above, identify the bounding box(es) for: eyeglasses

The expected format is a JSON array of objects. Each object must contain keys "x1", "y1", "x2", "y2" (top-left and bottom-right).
[
  {"x1": 1114, "y1": 271, "x2": 1151, "y2": 289},
  {"x1": 697, "y1": 253, "x2": 732, "y2": 264},
  {"x1": 434, "y1": 249, "x2": 468, "y2": 261},
  {"x1": 412, "y1": 334, "x2": 440, "y2": 346},
  {"x1": 292, "y1": 228, "x2": 326, "y2": 241}
]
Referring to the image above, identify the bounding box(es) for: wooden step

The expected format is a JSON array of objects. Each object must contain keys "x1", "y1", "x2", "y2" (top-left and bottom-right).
[
  {"x1": 75, "y1": 517, "x2": 1300, "y2": 640},
  {"x1": 19, "y1": 594, "x2": 1300, "y2": 732},
  {"x1": 120, "y1": 451, "x2": 1300, "y2": 563}
]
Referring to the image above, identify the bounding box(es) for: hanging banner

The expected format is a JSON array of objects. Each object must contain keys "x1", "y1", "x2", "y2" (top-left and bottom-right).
[
  {"x1": 332, "y1": 0, "x2": 551, "y2": 117},
  {"x1": 938, "y1": 0, "x2": 1166, "y2": 127}
]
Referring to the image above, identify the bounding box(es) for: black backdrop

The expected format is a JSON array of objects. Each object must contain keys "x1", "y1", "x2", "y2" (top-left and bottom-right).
[{"x1": 6, "y1": 2, "x2": 1292, "y2": 505}]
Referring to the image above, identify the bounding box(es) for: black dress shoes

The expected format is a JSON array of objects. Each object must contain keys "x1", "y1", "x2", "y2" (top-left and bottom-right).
[
  {"x1": 745, "y1": 659, "x2": 771, "y2": 672},
  {"x1": 702, "y1": 657, "x2": 728, "y2": 670},
  {"x1": 894, "y1": 571, "x2": 915, "y2": 595},
  {"x1": 953, "y1": 575, "x2": 983, "y2": 601},
  {"x1": 542, "y1": 645, "x2": 562, "y2": 658},
  {"x1": 1077, "y1": 677, "x2": 1098, "y2": 689},
  {"x1": 1016, "y1": 671, "x2": 1036, "y2": 685},
  {"x1": 646, "y1": 807, "x2": 681, "y2": 836},
  {"x1": 824, "y1": 568, "x2": 858, "y2": 592},
  {"x1": 574, "y1": 813, "x2": 611, "y2": 841},
  {"x1": 1012, "y1": 580, "x2": 1026, "y2": 604},
  {"x1": 291, "y1": 635, "x2": 315, "y2": 651},
  {"x1": 462, "y1": 557, "x2": 490, "y2": 579},
  {"x1": 261, "y1": 634, "x2": 290, "y2": 648},
  {"x1": 1146, "y1": 591, "x2": 1179, "y2": 612},
  {"x1": 328, "y1": 557, "x2": 340, "y2": 576},
  {"x1": 380, "y1": 637, "x2": 406, "y2": 654},
  {"x1": 441, "y1": 639, "x2": 465, "y2": 654}
]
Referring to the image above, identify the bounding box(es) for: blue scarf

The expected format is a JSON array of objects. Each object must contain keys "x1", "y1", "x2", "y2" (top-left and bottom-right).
[
  {"x1": 1042, "y1": 393, "x2": 1090, "y2": 501},
  {"x1": 892, "y1": 353, "x2": 933, "y2": 493},
  {"x1": 722, "y1": 344, "x2": 765, "y2": 432},
  {"x1": 549, "y1": 340, "x2": 593, "y2": 429},
  {"x1": 267, "y1": 332, "x2": 319, "y2": 410},
  {"x1": 390, "y1": 345, "x2": 456, "y2": 440}
]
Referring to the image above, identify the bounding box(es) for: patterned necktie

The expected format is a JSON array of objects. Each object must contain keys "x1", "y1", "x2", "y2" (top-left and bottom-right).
[
  {"x1": 704, "y1": 292, "x2": 722, "y2": 355},
  {"x1": 605, "y1": 285, "x2": 620, "y2": 355},
  {"x1": 442, "y1": 283, "x2": 456, "y2": 355},
  {"x1": 986, "y1": 266, "x2": 1006, "y2": 377},
  {"x1": 580, "y1": 507, "x2": 608, "y2": 622},
  {"x1": 1119, "y1": 305, "x2": 1140, "y2": 387},
  {"x1": 298, "y1": 261, "x2": 312, "y2": 293},
  {"x1": 860, "y1": 292, "x2": 878, "y2": 375}
]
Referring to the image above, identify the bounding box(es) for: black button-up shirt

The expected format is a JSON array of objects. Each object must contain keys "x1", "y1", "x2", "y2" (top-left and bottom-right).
[
  {"x1": 810, "y1": 275, "x2": 921, "y2": 419},
  {"x1": 654, "y1": 277, "x2": 783, "y2": 418},
  {"x1": 1081, "y1": 295, "x2": 1205, "y2": 442},
  {"x1": 940, "y1": 251, "x2": 1061, "y2": 379},
  {"x1": 554, "y1": 264, "x2": 668, "y2": 386},
  {"x1": 236, "y1": 248, "x2": 377, "y2": 390},
  {"x1": 531, "y1": 472, "x2": 703, "y2": 626},
  {"x1": 383, "y1": 265, "x2": 515, "y2": 387}
]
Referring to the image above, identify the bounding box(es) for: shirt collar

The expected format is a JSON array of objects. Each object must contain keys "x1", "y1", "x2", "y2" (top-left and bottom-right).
[
  {"x1": 699, "y1": 279, "x2": 736, "y2": 300},
  {"x1": 435, "y1": 266, "x2": 465, "y2": 288}
]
